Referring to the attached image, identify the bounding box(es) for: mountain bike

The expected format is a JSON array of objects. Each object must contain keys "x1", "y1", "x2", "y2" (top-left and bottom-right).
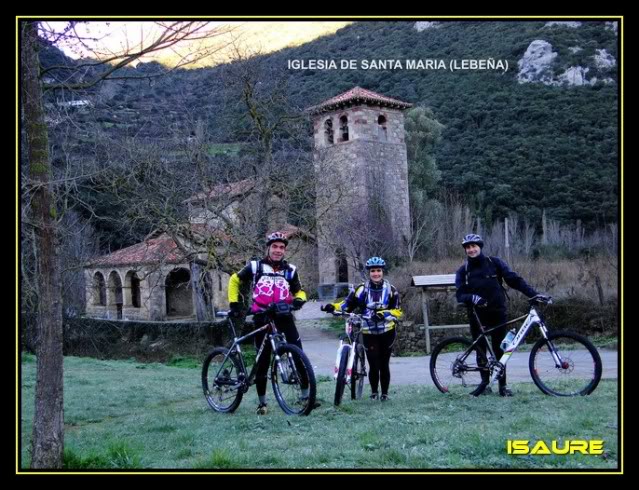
[
  {"x1": 330, "y1": 311, "x2": 369, "y2": 406},
  {"x1": 430, "y1": 295, "x2": 602, "y2": 397},
  {"x1": 202, "y1": 302, "x2": 317, "y2": 415}
]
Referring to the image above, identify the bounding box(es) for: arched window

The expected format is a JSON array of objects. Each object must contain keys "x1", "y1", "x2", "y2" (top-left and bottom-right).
[
  {"x1": 324, "y1": 118, "x2": 334, "y2": 145},
  {"x1": 378, "y1": 115, "x2": 388, "y2": 141},
  {"x1": 339, "y1": 115, "x2": 349, "y2": 142}
]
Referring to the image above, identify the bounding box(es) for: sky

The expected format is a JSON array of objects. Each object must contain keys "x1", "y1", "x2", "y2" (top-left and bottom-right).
[{"x1": 41, "y1": 21, "x2": 352, "y2": 68}]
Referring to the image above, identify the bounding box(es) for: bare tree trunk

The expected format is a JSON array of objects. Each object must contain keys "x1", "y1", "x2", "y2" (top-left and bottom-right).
[
  {"x1": 504, "y1": 217, "x2": 511, "y2": 265},
  {"x1": 22, "y1": 21, "x2": 64, "y2": 469},
  {"x1": 190, "y1": 262, "x2": 213, "y2": 321},
  {"x1": 594, "y1": 275, "x2": 605, "y2": 306}
]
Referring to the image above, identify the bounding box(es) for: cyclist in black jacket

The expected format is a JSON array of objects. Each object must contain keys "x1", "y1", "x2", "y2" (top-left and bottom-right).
[{"x1": 455, "y1": 234, "x2": 541, "y2": 396}]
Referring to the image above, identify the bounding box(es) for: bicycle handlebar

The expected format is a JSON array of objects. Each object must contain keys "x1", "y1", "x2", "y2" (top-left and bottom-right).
[
  {"x1": 225, "y1": 301, "x2": 295, "y2": 321},
  {"x1": 328, "y1": 310, "x2": 373, "y2": 321},
  {"x1": 529, "y1": 294, "x2": 553, "y2": 305},
  {"x1": 460, "y1": 293, "x2": 553, "y2": 311}
]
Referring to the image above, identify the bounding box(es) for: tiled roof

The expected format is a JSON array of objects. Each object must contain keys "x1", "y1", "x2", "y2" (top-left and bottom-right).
[
  {"x1": 86, "y1": 234, "x2": 188, "y2": 267},
  {"x1": 86, "y1": 225, "x2": 313, "y2": 269},
  {"x1": 308, "y1": 86, "x2": 412, "y2": 114}
]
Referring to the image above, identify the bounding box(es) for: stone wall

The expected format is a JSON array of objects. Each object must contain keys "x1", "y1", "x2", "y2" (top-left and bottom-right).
[
  {"x1": 211, "y1": 269, "x2": 231, "y2": 311},
  {"x1": 393, "y1": 321, "x2": 426, "y2": 355},
  {"x1": 62, "y1": 317, "x2": 255, "y2": 362}
]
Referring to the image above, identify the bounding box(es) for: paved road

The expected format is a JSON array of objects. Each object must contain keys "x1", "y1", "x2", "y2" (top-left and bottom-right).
[{"x1": 294, "y1": 306, "x2": 618, "y2": 387}]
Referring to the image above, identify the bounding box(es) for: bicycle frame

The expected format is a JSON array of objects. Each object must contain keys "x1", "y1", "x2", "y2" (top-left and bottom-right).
[
  {"x1": 335, "y1": 318, "x2": 362, "y2": 383},
  {"x1": 469, "y1": 304, "x2": 556, "y2": 386},
  {"x1": 215, "y1": 314, "x2": 289, "y2": 390},
  {"x1": 333, "y1": 312, "x2": 368, "y2": 383},
  {"x1": 430, "y1": 295, "x2": 602, "y2": 397}
]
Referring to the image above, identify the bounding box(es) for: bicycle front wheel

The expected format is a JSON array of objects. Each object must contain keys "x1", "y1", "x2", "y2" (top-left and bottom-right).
[
  {"x1": 271, "y1": 344, "x2": 317, "y2": 415},
  {"x1": 350, "y1": 344, "x2": 366, "y2": 400},
  {"x1": 529, "y1": 331, "x2": 603, "y2": 396},
  {"x1": 202, "y1": 347, "x2": 244, "y2": 413},
  {"x1": 430, "y1": 337, "x2": 490, "y2": 396},
  {"x1": 334, "y1": 345, "x2": 350, "y2": 406}
]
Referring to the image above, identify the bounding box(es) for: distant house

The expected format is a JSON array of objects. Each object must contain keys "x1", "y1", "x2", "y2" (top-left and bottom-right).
[{"x1": 84, "y1": 231, "x2": 211, "y2": 321}]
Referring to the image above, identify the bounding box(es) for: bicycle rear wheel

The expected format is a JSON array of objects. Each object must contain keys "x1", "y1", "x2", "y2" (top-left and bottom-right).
[
  {"x1": 334, "y1": 345, "x2": 350, "y2": 406},
  {"x1": 271, "y1": 344, "x2": 317, "y2": 415},
  {"x1": 350, "y1": 344, "x2": 366, "y2": 400},
  {"x1": 430, "y1": 337, "x2": 490, "y2": 396},
  {"x1": 529, "y1": 331, "x2": 603, "y2": 396},
  {"x1": 202, "y1": 347, "x2": 244, "y2": 413}
]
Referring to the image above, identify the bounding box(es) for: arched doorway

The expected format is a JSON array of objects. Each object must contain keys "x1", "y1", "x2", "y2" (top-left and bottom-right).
[
  {"x1": 165, "y1": 268, "x2": 193, "y2": 318},
  {"x1": 125, "y1": 271, "x2": 141, "y2": 308},
  {"x1": 336, "y1": 249, "x2": 349, "y2": 283}
]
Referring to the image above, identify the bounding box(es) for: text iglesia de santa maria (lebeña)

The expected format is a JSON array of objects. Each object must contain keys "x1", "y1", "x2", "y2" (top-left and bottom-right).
[{"x1": 287, "y1": 58, "x2": 508, "y2": 71}]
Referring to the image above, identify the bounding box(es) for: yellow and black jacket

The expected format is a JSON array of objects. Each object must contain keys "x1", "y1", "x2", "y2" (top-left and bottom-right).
[
  {"x1": 228, "y1": 258, "x2": 307, "y2": 313},
  {"x1": 330, "y1": 280, "x2": 402, "y2": 334}
]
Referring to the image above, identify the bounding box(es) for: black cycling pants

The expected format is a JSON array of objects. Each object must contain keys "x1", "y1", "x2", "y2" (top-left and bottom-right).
[
  {"x1": 253, "y1": 313, "x2": 304, "y2": 397},
  {"x1": 363, "y1": 329, "x2": 396, "y2": 396},
  {"x1": 469, "y1": 308, "x2": 508, "y2": 386}
]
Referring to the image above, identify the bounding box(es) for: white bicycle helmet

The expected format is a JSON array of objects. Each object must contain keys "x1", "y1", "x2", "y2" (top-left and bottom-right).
[
  {"x1": 266, "y1": 231, "x2": 289, "y2": 247},
  {"x1": 461, "y1": 234, "x2": 484, "y2": 248}
]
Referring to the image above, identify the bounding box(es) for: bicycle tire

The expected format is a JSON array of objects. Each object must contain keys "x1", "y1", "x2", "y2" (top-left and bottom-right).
[
  {"x1": 271, "y1": 343, "x2": 317, "y2": 415},
  {"x1": 334, "y1": 345, "x2": 350, "y2": 406},
  {"x1": 430, "y1": 336, "x2": 490, "y2": 396},
  {"x1": 529, "y1": 331, "x2": 603, "y2": 396},
  {"x1": 350, "y1": 344, "x2": 366, "y2": 400},
  {"x1": 202, "y1": 347, "x2": 244, "y2": 413}
]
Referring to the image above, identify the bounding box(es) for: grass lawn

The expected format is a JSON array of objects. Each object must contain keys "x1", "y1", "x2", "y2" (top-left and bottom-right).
[{"x1": 20, "y1": 353, "x2": 619, "y2": 471}]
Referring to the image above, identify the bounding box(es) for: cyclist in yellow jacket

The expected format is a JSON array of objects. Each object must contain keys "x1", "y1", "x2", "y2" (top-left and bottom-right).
[
  {"x1": 227, "y1": 232, "x2": 308, "y2": 414},
  {"x1": 322, "y1": 257, "x2": 402, "y2": 401}
]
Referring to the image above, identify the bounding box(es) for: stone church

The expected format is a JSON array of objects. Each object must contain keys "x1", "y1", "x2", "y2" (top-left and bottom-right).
[{"x1": 84, "y1": 87, "x2": 412, "y2": 320}]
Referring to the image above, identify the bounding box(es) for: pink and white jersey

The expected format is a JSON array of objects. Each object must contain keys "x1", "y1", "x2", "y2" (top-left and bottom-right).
[{"x1": 250, "y1": 261, "x2": 296, "y2": 313}]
